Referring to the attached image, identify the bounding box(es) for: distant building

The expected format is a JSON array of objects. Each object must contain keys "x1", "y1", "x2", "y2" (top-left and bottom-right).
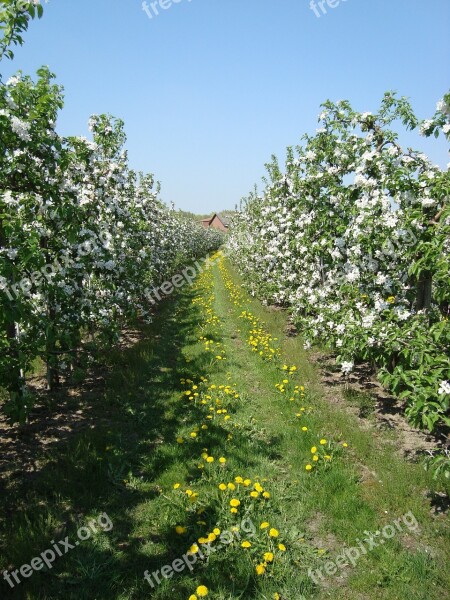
[{"x1": 200, "y1": 213, "x2": 229, "y2": 232}]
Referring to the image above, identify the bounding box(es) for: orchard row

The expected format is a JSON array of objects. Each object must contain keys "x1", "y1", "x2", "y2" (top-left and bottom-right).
[
  {"x1": 0, "y1": 68, "x2": 223, "y2": 422},
  {"x1": 227, "y1": 93, "x2": 450, "y2": 433}
]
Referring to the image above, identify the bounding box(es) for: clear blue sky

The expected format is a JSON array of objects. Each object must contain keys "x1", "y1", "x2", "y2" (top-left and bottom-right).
[{"x1": 2, "y1": 0, "x2": 449, "y2": 213}]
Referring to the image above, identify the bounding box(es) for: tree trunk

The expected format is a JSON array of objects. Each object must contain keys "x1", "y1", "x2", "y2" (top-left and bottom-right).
[{"x1": 415, "y1": 270, "x2": 432, "y2": 312}]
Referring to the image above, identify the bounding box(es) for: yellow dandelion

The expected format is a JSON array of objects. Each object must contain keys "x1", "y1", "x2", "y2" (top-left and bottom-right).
[{"x1": 269, "y1": 528, "x2": 279, "y2": 538}]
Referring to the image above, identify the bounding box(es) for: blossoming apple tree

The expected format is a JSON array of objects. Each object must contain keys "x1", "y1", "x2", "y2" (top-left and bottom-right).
[
  {"x1": 228, "y1": 92, "x2": 450, "y2": 433},
  {"x1": 0, "y1": 2, "x2": 223, "y2": 421}
]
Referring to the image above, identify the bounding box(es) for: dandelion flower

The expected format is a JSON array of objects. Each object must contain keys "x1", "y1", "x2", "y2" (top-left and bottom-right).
[
  {"x1": 196, "y1": 585, "x2": 208, "y2": 597},
  {"x1": 269, "y1": 528, "x2": 279, "y2": 538}
]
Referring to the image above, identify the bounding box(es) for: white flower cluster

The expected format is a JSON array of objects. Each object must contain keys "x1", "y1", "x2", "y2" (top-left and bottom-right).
[
  {"x1": 228, "y1": 93, "x2": 450, "y2": 432},
  {"x1": 0, "y1": 68, "x2": 224, "y2": 413}
]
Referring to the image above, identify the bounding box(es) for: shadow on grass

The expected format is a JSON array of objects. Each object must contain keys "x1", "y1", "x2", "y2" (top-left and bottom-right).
[{"x1": 0, "y1": 283, "x2": 238, "y2": 599}]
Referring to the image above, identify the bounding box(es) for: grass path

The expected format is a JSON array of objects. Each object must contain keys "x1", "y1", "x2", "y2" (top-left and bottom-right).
[{"x1": 0, "y1": 253, "x2": 449, "y2": 599}]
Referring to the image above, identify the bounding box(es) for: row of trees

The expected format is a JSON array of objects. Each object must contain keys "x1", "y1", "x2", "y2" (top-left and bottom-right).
[
  {"x1": 228, "y1": 92, "x2": 450, "y2": 433},
  {"x1": 0, "y1": 2, "x2": 224, "y2": 422}
]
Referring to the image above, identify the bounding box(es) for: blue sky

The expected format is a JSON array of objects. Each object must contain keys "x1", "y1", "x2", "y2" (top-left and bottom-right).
[{"x1": 2, "y1": 0, "x2": 449, "y2": 213}]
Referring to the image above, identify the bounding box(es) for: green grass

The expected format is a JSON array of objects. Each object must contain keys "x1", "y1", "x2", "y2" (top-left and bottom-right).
[
  {"x1": 0, "y1": 255, "x2": 448, "y2": 599},
  {"x1": 342, "y1": 388, "x2": 377, "y2": 419}
]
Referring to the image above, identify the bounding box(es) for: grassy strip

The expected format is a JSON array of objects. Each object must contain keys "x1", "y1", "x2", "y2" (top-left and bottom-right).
[{"x1": 217, "y1": 256, "x2": 450, "y2": 599}]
